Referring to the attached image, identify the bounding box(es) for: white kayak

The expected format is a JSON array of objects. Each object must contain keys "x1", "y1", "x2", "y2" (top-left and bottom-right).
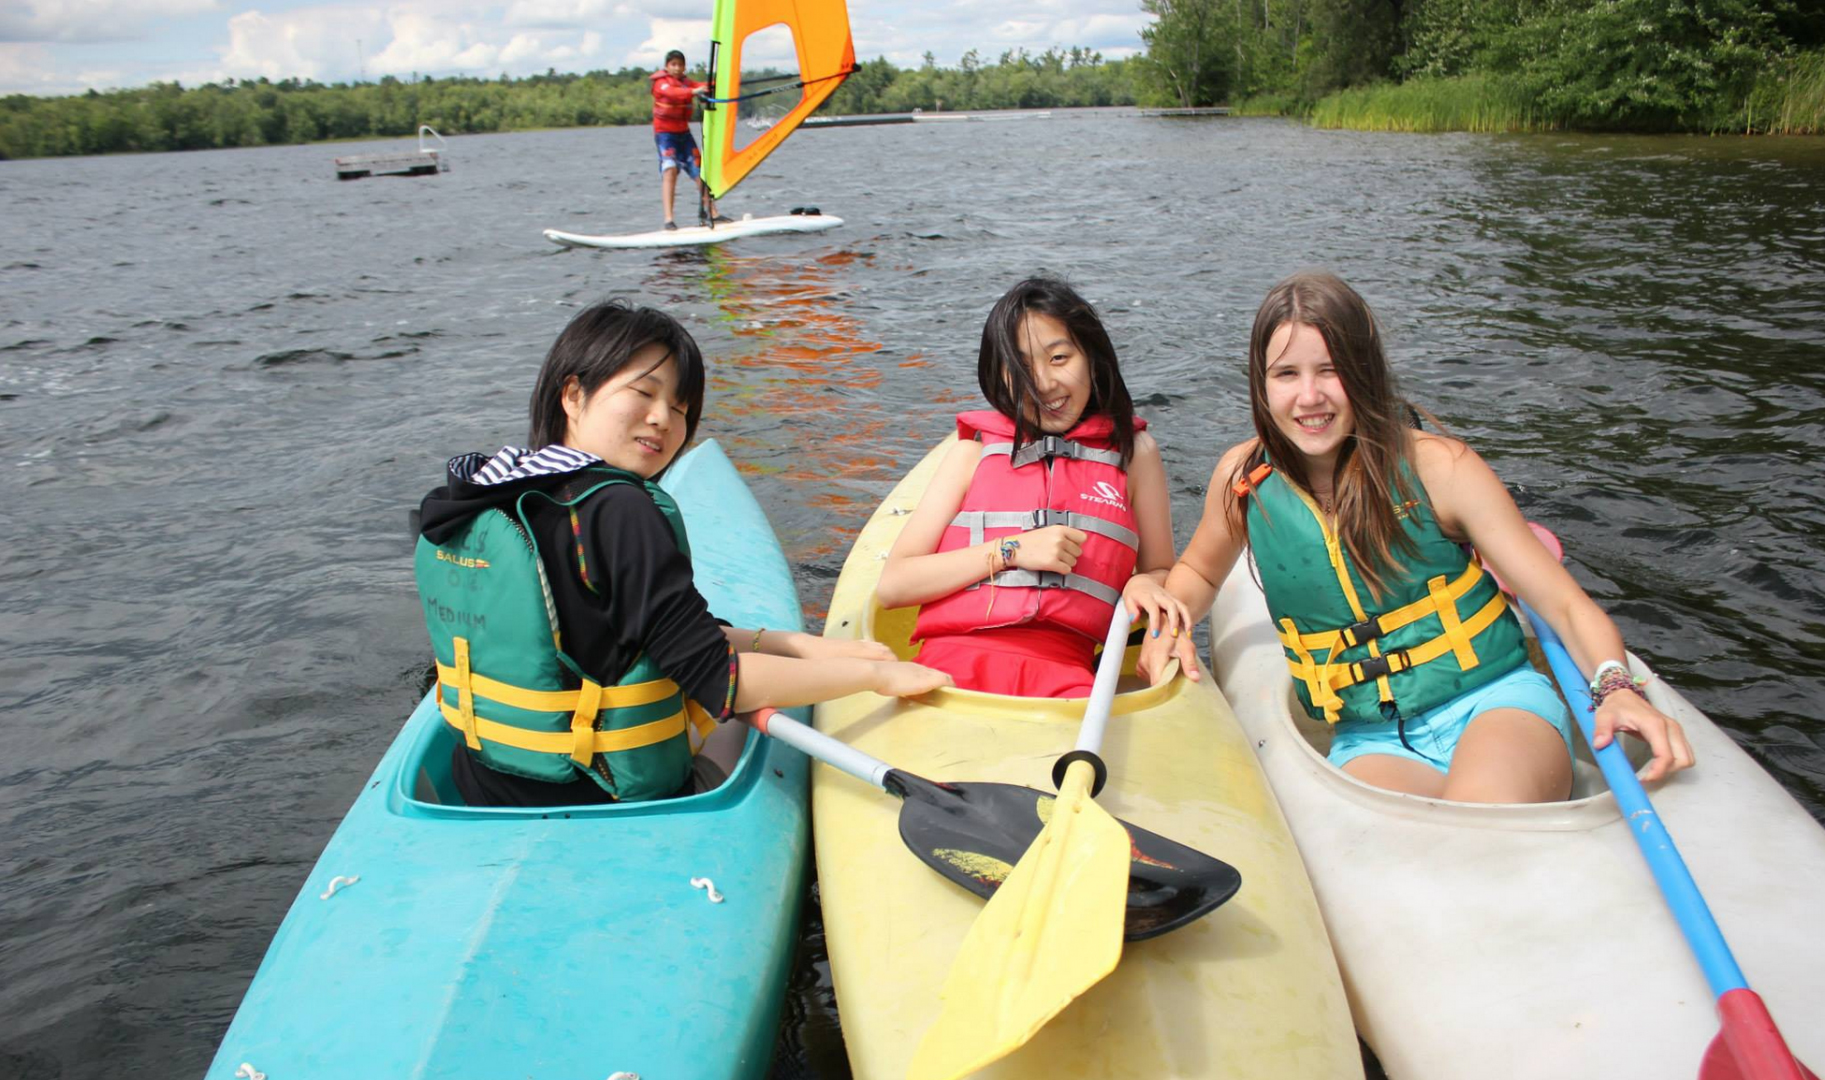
[
  {"x1": 543, "y1": 212, "x2": 843, "y2": 249},
  {"x1": 1210, "y1": 551, "x2": 1825, "y2": 1079}
]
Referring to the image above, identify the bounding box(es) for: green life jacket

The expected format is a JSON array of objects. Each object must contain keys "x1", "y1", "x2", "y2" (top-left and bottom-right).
[
  {"x1": 413, "y1": 468, "x2": 714, "y2": 801},
  {"x1": 1239, "y1": 460, "x2": 1528, "y2": 725}
]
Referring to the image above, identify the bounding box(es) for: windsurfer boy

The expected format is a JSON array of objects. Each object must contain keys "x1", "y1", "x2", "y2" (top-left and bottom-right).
[{"x1": 650, "y1": 50, "x2": 728, "y2": 230}]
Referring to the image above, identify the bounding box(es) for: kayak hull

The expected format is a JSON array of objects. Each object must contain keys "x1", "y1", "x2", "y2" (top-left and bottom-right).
[
  {"x1": 1211, "y1": 553, "x2": 1825, "y2": 1079},
  {"x1": 206, "y1": 440, "x2": 811, "y2": 1080},
  {"x1": 812, "y1": 440, "x2": 1362, "y2": 1080}
]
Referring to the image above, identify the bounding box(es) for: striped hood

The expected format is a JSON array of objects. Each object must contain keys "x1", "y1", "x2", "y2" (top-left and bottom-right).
[{"x1": 417, "y1": 445, "x2": 602, "y2": 545}]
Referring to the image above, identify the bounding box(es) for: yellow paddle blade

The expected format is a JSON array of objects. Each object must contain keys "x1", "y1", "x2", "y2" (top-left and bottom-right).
[{"x1": 907, "y1": 761, "x2": 1127, "y2": 1080}]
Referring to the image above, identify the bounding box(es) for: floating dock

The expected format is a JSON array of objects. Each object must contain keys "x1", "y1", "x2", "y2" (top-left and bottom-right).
[
  {"x1": 1138, "y1": 106, "x2": 1231, "y2": 117},
  {"x1": 333, "y1": 125, "x2": 450, "y2": 181}
]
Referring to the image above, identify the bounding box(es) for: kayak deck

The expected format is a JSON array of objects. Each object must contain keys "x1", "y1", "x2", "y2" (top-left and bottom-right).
[
  {"x1": 811, "y1": 439, "x2": 1362, "y2": 1079},
  {"x1": 207, "y1": 441, "x2": 812, "y2": 1080},
  {"x1": 1211, "y1": 553, "x2": 1825, "y2": 1079}
]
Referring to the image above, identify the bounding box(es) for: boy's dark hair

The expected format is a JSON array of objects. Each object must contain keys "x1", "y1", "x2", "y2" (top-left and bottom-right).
[
  {"x1": 527, "y1": 300, "x2": 705, "y2": 454},
  {"x1": 663, "y1": 49, "x2": 686, "y2": 65},
  {"x1": 977, "y1": 276, "x2": 1136, "y2": 465}
]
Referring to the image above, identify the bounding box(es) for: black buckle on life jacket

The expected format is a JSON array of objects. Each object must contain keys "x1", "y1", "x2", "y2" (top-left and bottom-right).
[
  {"x1": 1343, "y1": 616, "x2": 1384, "y2": 648},
  {"x1": 1355, "y1": 649, "x2": 1411, "y2": 683},
  {"x1": 1029, "y1": 508, "x2": 1069, "y2": 529}
]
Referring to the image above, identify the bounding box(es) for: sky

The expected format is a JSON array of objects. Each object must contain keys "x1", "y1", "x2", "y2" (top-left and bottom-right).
[{"x1": 0, "y1": 0, "x2": 1156, "y2": 97}]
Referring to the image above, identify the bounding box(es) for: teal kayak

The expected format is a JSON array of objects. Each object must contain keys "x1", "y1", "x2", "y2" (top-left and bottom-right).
[{"x1": 206, "y1": 439, "x2": 810, "y2": 1079}]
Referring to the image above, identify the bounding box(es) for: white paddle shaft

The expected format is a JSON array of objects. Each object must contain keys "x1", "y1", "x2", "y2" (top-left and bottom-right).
[
  {"x1": 1075, "y1": 605, "x2": 1133, "y2": 756},
  {"x1": 745, "y1": 709, "x2": 893, "y2": 789}
]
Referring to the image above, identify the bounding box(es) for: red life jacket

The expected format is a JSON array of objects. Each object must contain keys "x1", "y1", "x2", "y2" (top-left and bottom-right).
[
  {"x1": 650, "y1": 72, "x2": 703, "y2": 133},
  {"x1": 912, "y1": 410, "x2": 1145, "y2": 644}
]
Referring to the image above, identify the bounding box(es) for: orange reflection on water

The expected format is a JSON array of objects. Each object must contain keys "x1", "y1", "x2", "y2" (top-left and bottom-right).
[{"x1": 644, "y1": 246, "x2": 918, "y2": 625}]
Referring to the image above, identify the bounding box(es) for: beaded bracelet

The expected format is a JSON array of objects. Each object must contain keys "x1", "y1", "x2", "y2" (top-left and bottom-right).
[
  {"x1": 718, "y1": 642, "x2": 739, "y2": 720},
  {"x1": 750, "y1": 627, "x2": 765, "y2": 653},
  {"x1": 1588, "y1": 660, "x2": 1629, "y2": 687},
  {"x1": 1588, "y1": 664, "x2": 1644, "y2": 712}
]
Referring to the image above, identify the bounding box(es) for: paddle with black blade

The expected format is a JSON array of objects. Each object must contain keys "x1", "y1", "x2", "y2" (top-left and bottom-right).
[
  {"x1": 742, "y1": 638, "x2": 1239, "y2": 940},
  {"x1": 1504, "y1": 524, "x2": 1816, "y2": 1080}
]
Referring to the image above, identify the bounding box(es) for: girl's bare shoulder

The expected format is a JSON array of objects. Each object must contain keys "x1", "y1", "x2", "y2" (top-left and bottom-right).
[
  {"x1": 1410, "y1": 429, "x2": 1475, "y2": 478},
  {"x1": 937, "y1": 434, "x2": 985, "y2": 469},
  {"x1": 1214, "y1": 438, "x2": 1259, "y2": 477}
]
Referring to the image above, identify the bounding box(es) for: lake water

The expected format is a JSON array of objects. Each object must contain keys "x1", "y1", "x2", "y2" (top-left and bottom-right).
[{"x1": 2, "y1": 114, "x2": 1822, "y2": 1078}]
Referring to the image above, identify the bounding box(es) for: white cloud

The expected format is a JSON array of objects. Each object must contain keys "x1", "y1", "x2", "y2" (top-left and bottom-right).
[
  {"x1": 3, "y1": 1, "x2": 1160, "y2": 96},
  {"x1": 0, "y1": 0, "x2": 221, "y2": 45},
  {"x1": 501, "y1": 0, "x2": 622, "y2": 30},
  {"x1": 0, "y1": 42, "x2": 61, "y2": 90},
  {"x1": 631, "y1": 17, "x2": 710, "y2": 67},
  {"x1": 848, "y1": 0, "x2": 1151, "y2": 67},
  {"x1": 199, "y1": 3, "x2": 621, "y2": 83}
]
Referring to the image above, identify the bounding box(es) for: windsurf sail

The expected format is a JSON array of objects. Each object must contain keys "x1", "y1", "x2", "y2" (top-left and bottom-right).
[{"x1": 700, "y1": 0, "x2": 856, "y2": 200}]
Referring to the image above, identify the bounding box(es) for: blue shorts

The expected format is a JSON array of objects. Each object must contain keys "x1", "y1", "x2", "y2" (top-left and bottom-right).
[
  {"x1": 655, "y1": 130, "x2": 700, "y2": 179},
  {"x1": 1327, "y1": 666, "x2": 1575, "y2": 774}
]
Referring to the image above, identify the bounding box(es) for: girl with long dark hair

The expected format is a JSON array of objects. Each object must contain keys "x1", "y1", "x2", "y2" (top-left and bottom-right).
[{"x1": 876, "y1": 276, "x2": 1188, "y2": 697}]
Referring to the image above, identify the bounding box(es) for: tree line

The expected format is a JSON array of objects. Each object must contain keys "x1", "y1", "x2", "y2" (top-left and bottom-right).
[
  {"x1": 1139, "y1": 0, "x2": 1825, "y2": 132},
  {"x1": 0, "y1": 50, "x2": 1143, "y2": 161},
  {"x1": 2, "y1": 3, "x2": 1820, "y2": 159}
]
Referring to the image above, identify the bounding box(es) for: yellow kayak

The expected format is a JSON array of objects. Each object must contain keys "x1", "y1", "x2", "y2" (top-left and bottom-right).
[{"x1": 812, "y1": 438, "x2": 1363, "y2": 1079}]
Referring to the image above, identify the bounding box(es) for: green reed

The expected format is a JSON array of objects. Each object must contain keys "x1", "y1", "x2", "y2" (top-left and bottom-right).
[
  {"x1": 1743, "y1": 50, "x2": 1825, "y2": 135},
  {"x1": 1308, "y1": 75, "x2": 1551, "y2": 134}
]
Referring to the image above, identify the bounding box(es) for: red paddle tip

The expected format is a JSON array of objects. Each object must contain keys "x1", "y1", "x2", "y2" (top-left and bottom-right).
[
  {"x1": 1701, "y1": 989, "x2": 1817, "y2": 1080},
  {"x1": 743, "y1": 708, "x2": 777, "y2": 734}
]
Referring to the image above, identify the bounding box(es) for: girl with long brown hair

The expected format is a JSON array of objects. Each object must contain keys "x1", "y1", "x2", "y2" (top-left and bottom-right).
[{"x1": 1141, "y1": 272, "x2": 1693, "y2": 802}]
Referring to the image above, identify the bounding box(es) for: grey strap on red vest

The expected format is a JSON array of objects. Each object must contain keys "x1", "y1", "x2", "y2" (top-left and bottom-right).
[
  {"x1": 981, "y1": 436, "x2": 1125, "y2": 470},
  {"x1": 980, "y1": 569, "x2": 1123, "y2": 606},
  {"x1": 950, "y1": 508, "x2": 1140, "y2": 551}
]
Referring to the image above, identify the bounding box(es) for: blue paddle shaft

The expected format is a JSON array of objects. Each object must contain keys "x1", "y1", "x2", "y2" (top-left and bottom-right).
[{"x1": 1519, "y1": 600, "x2": 1748, "y2": 997}]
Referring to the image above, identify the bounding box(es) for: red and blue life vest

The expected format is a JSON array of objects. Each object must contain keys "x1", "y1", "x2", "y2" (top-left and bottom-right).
[{"x1": 651, "y1": 72, "x2": 703, "y2": 133}]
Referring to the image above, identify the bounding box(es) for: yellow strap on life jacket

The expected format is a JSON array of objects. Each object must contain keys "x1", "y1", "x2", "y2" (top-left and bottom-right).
[
  {"x1": 570, "y1": 678, "x2": 603, "y2": 765},
  {"x1": 1280, "y1": 617, "x2": 1349, "y2": 723},
  {"x1": 453, "y1": 637, "x2": 482, "y2": 751},
  {"x1": 685, "y1": 699, "x2": 716, "y2": 755},
  {"x1": 1430, "y1": 573, "x2": 1480, "y2": 670},
  {"x1": 433, "y1": 661, "x2": 680, "y2": 712},
  {"x1": 1285, "y1": 588, "x2": 1511, "y2": 699},
  {"x1": 1275, "y1": 558, "x2": 1489, "y2": 655},
  {"x1": 436, "y1": 694, "x2": 690, "y2": 756}
]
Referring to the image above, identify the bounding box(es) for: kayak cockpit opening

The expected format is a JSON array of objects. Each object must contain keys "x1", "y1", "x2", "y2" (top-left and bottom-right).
[
  {"x1": 385, "y1": 690, "x2": 758, "y2": 818},
  {"x1": 1282, "y1": 673, "x2": 1654, "y2": 806},
  {"x1": 861, "y1": 594, "x2": 1161, "y2": 696}
]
